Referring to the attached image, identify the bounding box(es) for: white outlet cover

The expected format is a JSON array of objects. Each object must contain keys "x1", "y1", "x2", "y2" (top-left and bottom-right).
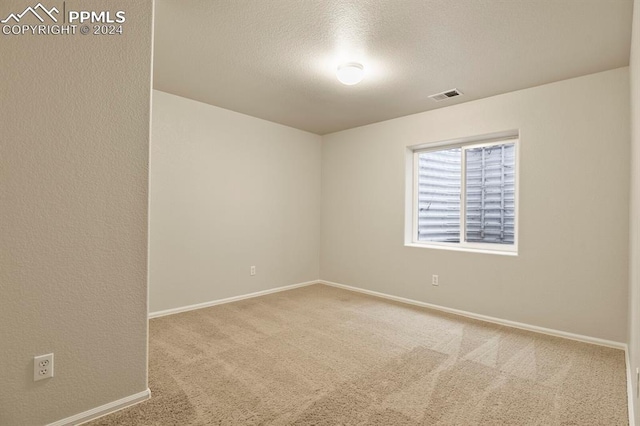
[{"x1": 34, "y1": 353, "x2": 54, "y2": 381}]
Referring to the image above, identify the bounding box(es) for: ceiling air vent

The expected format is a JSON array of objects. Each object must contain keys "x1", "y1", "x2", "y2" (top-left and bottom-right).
[{"x1": 428, "y1": 89, "x2": 463, "y2": 102}]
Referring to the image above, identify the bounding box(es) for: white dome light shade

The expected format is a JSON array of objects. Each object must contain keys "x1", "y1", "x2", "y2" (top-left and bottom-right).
[{"x1": 336, "y1": 62, "x2": 364, "y2": 85}]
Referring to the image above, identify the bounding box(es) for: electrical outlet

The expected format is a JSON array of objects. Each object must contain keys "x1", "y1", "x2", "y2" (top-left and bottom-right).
[
  {"x1": 250, "y1": 266, "x2": 256, "y2": 276},
  {"x1": 34, "y1": 353, "x2": 54, "y2": 381},
  {"x1": 432, "y1": 275, "x2": 439, "y2": 286}
]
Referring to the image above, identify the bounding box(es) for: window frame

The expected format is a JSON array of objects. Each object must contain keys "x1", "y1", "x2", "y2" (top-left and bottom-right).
[{"x1": 406, "y1": 132, "x2": 519, "y2": 256}]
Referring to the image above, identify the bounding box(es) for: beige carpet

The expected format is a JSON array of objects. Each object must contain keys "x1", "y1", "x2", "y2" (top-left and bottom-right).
[{"x1": 88, "y1": 284, "x2": 628, "y2": 425}]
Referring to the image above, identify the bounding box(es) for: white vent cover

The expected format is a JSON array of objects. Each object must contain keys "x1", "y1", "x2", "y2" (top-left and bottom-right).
[{"x1": 428, "y1": 88, "x2": 463, "y2": 102}]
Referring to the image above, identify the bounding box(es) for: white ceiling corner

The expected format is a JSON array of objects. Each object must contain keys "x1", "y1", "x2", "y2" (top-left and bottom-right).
[{"x1": 153, "y1": 0, "x2": 633, "y2": 135}]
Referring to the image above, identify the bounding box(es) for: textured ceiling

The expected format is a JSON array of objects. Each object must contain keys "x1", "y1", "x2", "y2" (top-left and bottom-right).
[{"x1": 153, "y1": 0, "x2": 633, "y2": 135}]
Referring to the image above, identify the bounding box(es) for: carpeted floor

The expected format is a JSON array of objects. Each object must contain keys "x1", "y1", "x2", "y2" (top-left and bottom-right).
[{"x1": 88, "y1": 284, "x2": 628, "y2": 425}]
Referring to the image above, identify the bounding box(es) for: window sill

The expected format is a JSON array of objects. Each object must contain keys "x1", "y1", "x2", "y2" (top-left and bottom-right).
[{"x1": 404, "y1": 242, "x2": 518, "y2": 257}]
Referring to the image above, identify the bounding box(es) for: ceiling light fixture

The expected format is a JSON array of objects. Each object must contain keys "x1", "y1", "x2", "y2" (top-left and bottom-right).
[{"x1": 336, "y1": 62, "x2": 364, "y2": 85}]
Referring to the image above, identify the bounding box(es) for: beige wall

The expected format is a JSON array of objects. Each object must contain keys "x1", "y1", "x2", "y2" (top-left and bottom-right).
[
  {"x1": 149, "y1": 91, "x2": 321, "y2": 313},
  {"x1": 629, "y1": 0, "x2": 640, "y2": 423},
  {"x1": 0, "y1": 1, "x2": 153, "y2": 424},
  {"x1": 321, "y1": 68, "x2": 630, "y2": 343}
]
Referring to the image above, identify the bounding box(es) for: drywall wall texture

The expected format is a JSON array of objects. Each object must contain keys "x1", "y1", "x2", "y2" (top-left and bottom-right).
[
  {"x1": 0, "y1": 1, "x2": 153, "y2": 424},
  {"x1": 628, "y1": 0, "x2": 640, "y2": 423},
  {"x1": 149, "y1": 91, "x2": 322, "y2": 313},
  {"x1": 321, "y1": 68, "x2": 630, "y2": 343}
]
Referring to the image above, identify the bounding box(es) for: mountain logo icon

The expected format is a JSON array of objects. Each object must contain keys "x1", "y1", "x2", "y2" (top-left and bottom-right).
[{"x1": 1, "y1": 3, "x2": 59, "y2": 24}]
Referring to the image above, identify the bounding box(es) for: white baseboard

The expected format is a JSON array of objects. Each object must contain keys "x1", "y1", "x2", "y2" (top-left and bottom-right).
[
  {"x1": 149, "y1": 280, "x2": 319, "y2": 319},
  {"x1": 319, "y1": 280, "x2": 626, "y2": 350},
  {"x1": 626, "y1": 346, "x2": 636, "y2": 426},
  {"x1": 47, "y1": 388, "x2": 150, "y2": 426}
]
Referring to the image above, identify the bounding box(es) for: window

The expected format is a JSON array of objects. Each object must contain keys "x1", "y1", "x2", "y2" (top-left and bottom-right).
[{"x1": 407, "y1": 135, "x2": 518, "y2": 254}]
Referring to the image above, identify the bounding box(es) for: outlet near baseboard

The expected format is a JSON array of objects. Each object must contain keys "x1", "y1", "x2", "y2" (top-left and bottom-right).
[{"x1": 34, "y1": 353, "x2": 54, "y2": 381}]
